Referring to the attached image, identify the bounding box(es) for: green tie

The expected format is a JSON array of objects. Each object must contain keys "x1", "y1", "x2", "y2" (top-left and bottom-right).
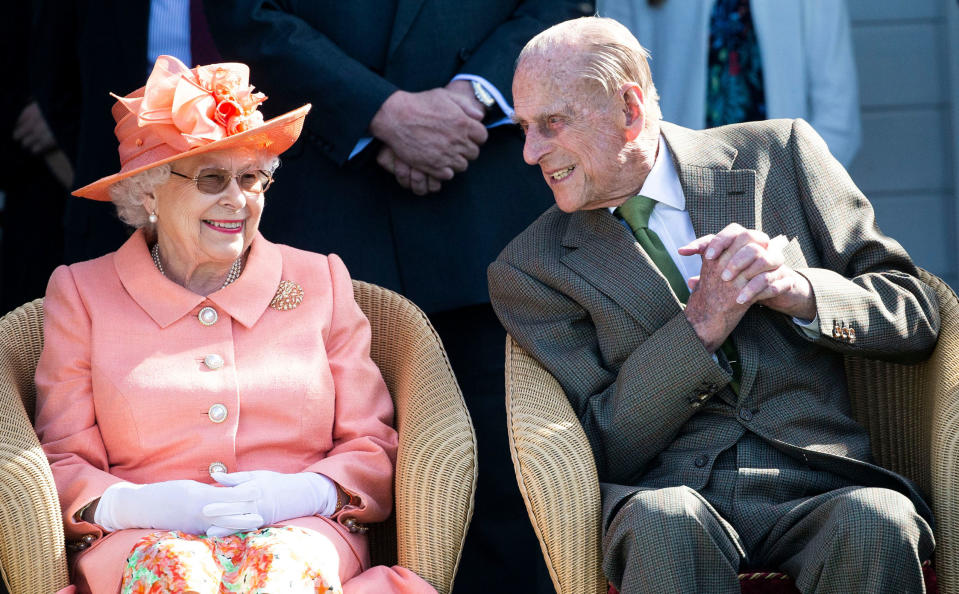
[{"x1": 616, "y1": 195, "x2": 740, "y2": 393}]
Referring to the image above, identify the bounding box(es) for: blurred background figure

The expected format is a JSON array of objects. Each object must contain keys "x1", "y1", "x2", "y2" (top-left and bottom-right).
[
  {"x1": 204, "y1": 2, "x2": 592, "y2": 593},
  {"x1": 598, "y1": 0, "x2": 861, "y2": 167},
  {"x1": 31, "y1": 0, "x2": 219, "y2": 265},
  {"x1": 0, "y1": 1, "x2": 70, "y2": 312}
]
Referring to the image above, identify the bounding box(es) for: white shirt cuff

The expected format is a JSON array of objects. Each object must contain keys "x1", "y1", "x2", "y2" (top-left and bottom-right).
[{"x1": 793, "y1": 313, "x2": 820, "y2": 339}]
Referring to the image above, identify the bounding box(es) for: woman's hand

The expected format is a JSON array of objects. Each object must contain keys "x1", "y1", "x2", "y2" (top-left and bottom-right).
[
  {"x1": 94, "y1": 480, "x2": 262, "y2": 535},
  {"x1": 210, "y1": 470, "x2": 339, "y2": 537}
]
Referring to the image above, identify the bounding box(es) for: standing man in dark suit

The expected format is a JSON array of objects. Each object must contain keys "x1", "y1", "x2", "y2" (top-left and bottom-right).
[
  {"x1": 489, "y1": 17, "x2": 937, "y2": 593},
  {"x1": 204, "y1": 2, "x2": 592, "y2": 591}
]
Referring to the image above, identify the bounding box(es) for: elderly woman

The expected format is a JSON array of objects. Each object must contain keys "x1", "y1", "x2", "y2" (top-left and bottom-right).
[{"x1": 34, "y1": 56, "x2": 436, "y2": 594}]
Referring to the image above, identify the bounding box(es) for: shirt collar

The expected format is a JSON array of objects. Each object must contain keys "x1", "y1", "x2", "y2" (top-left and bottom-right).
[
  {"x1": 608, "y1": 135, "x2": 686, "y2": 214},
  {"x1": 115, "y1": 228, "x2": 282, "y2": 329}
]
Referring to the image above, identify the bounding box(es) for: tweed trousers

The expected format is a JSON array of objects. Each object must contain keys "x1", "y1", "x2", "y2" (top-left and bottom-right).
[{"x1": 603, "y1": 433, "x2": 935, "y2": 594}]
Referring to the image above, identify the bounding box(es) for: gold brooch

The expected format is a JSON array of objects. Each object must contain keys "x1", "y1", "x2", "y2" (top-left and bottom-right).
[{"x1": 270, "y1": 280, "x2": 304, "y2": 311}]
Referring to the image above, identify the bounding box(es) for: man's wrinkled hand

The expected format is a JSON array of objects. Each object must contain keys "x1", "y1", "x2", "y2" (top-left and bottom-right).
[
  {"x1": 376, "y1": 146, "x2": 443, "y2": 195},
  {"x1": 369, "y1": 88, "x2": 488, "y2": 181},
  {"x1": 680, "y1": 224, "x2": 816, "y2": 320},
  {"x1": 682, "y1": 246, "x2": 750, "y2": 353}
]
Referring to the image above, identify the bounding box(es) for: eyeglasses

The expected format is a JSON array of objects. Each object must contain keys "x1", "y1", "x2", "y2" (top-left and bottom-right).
[{"x1": 170, "y1": 168, "x2": 274, "y2": 194}]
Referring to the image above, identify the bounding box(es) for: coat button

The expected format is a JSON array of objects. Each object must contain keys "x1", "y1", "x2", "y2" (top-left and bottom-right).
[
  {"x1": 739, "y1": 408, "x2": 754, "y2": 422},
  {"x1": 343, "y1": 517, "x2": 368, "y2": 534},
  {"x1": 208, "y1": 403, "x2": 228, "y2": 423},
  {"x1": 208, "y1": 461, "x2": 228, "y2": 476},
  {"x1": 81, "y1": 534, "x2": 96, "y2": 544},
  {"x1": 203, "y1": 354, "x2": 224, "y2": 370},
  {"x1": 198, "y1": 307, "x2": 218, "y2": 326},
  {"x1": 458, "y1": 47, "x2": 472, "y2": 61},
  {"x1": 694, "y1": 454, "x2": 709, "y2": 468}
]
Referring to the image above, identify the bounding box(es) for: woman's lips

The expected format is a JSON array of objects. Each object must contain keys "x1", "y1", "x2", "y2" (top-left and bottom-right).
[{"x1": 203, "y1": 220, "x2": 244, "y2": 234}]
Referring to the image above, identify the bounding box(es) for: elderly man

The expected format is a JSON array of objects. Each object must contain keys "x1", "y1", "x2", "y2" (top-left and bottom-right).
[{"x1": 488, "y1": 17, "x2": 938, "y2": 594}]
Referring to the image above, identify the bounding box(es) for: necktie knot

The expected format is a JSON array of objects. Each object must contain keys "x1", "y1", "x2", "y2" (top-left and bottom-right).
[{"x1": 615, "y1": 194, "x2": 658, "y2": 230}]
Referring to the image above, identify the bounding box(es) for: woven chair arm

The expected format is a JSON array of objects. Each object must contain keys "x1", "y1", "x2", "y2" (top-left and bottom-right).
[
  {"x1": 918, "y1": 271, "x2": 959, "y2": 594},
  {"x1": 505, "y1": 335, "x2": 606, "y2": 594},
  {"x1": 844, "y1": 270, "x2": 959, "y2": 594},
  {"x1": 352, "y1": 281, "x2": 476, "y2": 594},
  {"x1": 0, "y1": 300, "x2": 70, "y2": 593}
]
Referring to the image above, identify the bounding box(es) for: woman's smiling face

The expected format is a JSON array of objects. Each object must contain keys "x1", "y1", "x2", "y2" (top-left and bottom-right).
[{"x1": 144, "y1": 149, "x2": 270, "y2": 269}]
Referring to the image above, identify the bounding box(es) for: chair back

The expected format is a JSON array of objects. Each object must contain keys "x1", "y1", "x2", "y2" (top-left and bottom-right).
[
  {"x1": 0, "y1": 298, "x2": 70, "y2": 594},
  {"x1": 352, "y1": 280, "x2": 477, "y2": 593}
]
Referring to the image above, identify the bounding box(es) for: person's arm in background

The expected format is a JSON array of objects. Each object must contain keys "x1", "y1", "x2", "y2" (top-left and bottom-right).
[{"x1": 802, "y1": 0, "x2": 861, "y2": 167}]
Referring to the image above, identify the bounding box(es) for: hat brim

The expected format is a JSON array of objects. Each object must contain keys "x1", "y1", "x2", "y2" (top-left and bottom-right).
[{"x1": 73, "y1": 104, "x2": 312, "y2": 201}]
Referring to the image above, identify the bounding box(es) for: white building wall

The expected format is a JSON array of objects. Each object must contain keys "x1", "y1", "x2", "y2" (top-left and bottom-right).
[{"x1": 847, "y1": 0, "x2": 959, "y2": 287}]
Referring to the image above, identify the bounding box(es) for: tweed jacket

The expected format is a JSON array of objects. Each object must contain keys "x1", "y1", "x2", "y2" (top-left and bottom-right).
[
  {"x1": 35, "y1": 230, "x2": 398, "y2": 591},
  {"x1": 488, "y1": 119, "x2": 940, "y2": 527}
]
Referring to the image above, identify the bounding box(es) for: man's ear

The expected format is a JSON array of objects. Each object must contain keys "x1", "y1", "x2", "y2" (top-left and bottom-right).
[{"x1": 620, "y1": 82, "x2": 646, "y2": 142}]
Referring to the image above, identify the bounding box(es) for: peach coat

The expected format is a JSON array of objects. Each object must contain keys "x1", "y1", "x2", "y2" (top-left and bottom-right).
[{"x1": 35, "y1": 229, "x2": 434, "y2": 593}]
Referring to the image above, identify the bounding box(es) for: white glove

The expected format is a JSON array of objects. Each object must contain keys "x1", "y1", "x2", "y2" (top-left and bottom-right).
[
  {"x1": 210, "y1": 470, "x2": 339, "y2": 537},
  {"x1": 94, "y1": 480, "x2": 263, "y2": 535}
]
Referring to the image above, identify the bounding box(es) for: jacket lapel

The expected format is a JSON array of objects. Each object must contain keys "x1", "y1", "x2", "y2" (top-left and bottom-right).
[
  {"x1": 661, "y1": 123, "x2": 761, "y2": 398},
  {"x1": 561, "y1": 209, "x2": 684, "y2": 335},
  {"x1": 388, "y1": 0, "x2": 427, "y2": 58}
]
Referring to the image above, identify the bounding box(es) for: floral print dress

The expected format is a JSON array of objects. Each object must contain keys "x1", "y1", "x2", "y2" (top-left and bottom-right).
[{"x1": 120, "y1": 526, "x2": 343, "y2": 593}]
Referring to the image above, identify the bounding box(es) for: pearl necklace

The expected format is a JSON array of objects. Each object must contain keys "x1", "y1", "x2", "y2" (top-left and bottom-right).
[{"x1": 151, "y1": 243, "x2": 243, "y2": 289}]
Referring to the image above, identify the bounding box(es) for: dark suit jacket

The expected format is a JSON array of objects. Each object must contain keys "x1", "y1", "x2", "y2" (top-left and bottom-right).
[
  {"x1": 488, "y1": 119, "x2": 940, "y2": 527},
  {"x1": 206, "y1": 0, "x2": 591, "y2": 312}
]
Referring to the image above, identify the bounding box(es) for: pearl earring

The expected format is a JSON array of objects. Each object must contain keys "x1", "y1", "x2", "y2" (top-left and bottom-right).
[{"x1": 148, "y1": 211, "x2": 158, "y2": 224}]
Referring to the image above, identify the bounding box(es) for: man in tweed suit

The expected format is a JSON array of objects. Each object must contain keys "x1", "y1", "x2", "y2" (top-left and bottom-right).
[{"x1": 488, "y1": 17, "x2": 939, "y2": 594}]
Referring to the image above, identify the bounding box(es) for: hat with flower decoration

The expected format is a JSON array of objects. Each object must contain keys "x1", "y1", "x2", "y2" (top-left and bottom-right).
[{"x1": 73, "y1": 55, "x2": 311, "y2": 201}]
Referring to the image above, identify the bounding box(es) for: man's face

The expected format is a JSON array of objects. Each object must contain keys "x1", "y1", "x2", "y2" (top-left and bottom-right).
[{"x1": 512, "y1": 55, "x2": 636, "y2": 213}]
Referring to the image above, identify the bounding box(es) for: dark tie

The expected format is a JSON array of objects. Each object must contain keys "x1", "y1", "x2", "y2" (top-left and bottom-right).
[{"x1": 616, "y1": 195, "x2": 740, "y2": 393}]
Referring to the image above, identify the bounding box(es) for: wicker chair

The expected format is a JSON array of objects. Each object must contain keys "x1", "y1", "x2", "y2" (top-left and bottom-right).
[
  {"x1": 0, "y1": 280, "x2": 476, "y2": 594},
  {"x1": 505, "y1": 269, "x2": 959, "y2": 594}
]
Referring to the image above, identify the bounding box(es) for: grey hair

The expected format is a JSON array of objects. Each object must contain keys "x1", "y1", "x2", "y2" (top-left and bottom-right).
[
  {"x1": 107, "y1": 153, "x2": 281, "y2": 229},
  {"x1": 518, "y1": 17, "x2": 662, "y2": 121},
  {"x1": 108, "y1": 164, "x2": 172, "y2": 228}
]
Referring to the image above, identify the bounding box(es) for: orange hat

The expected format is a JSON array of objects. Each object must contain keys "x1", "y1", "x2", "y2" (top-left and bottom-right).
[{"x1": 73, "y1": 55, "x2": 311, "y2": 201}]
